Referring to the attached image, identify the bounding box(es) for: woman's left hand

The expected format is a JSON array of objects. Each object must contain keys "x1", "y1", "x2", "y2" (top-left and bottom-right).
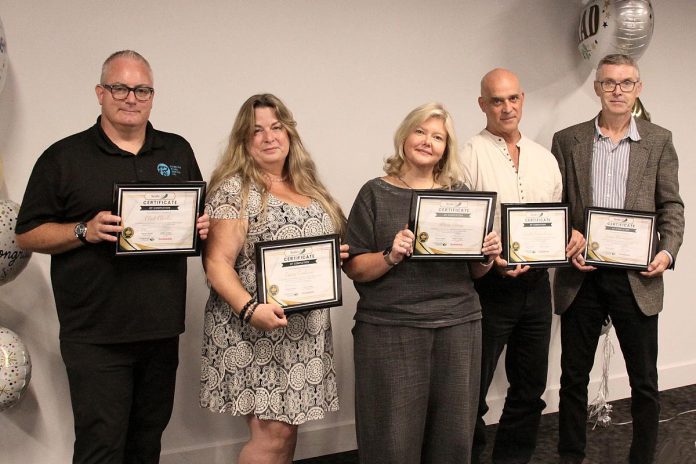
[
  {"x1": 339, "y1": 243, "x2": 350, "y2": 264},
  {"x1": 481, "y1": 231, "x2": 501, "y2": 263},
  {"x1": 196, "y1": 213, "x2": 210, "y2": 240},
  {"x1": 469, "y1": 231, "x2": 502, "y2": 279}
]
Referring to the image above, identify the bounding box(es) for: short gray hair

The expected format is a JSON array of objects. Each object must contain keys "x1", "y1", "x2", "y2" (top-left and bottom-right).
[
  {"x1": 596, "y1": 54, "x2": 640, "y2": 79},
  {"x1": 100, "y1": 50, "x2": 152, "y2": 84}
]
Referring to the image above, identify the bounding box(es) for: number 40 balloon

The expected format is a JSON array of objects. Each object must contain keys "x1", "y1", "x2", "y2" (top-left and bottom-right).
[{"x1": 578, "y1": 0, "x2": 654, "y2": 68}]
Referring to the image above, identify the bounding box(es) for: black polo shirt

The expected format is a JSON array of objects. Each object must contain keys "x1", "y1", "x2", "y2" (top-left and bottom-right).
[{"x1": 16, "y1": 117, "x2": 203, "y2": 343}]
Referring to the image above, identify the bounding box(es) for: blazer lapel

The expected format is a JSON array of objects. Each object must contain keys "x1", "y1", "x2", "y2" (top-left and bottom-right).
[
  {"x1": 624, "y1": 129, "x2": 650, "y2": 210},
  {"x1": 571, "y1": 121, "x2": 596, "y2": 210}
]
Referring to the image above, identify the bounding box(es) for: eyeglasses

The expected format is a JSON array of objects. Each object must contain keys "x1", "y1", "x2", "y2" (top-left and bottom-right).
[
  {"x1": 100, "y1": 84, "x2": 155, "y2": 101},
  {"x1": 596, "y1": 80, "x2": 639, "y2": 93}
]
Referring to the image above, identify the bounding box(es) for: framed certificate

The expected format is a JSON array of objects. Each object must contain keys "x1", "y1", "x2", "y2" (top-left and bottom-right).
[
  {"x1": 583, "y1": 207, "x2": 658, "y2": 271},
  {"x1": 408, "y1": 190, "x2": 496, "y2": 260},
  {"x1": 501, "y1": 203, "x2": 571, "y2": 268},
  {"x1": 113, "y1": 182, "x2": 206, "y2": 256},
  {"x1": 255, "y1": 234, "x2": 342, "y2": 314}
]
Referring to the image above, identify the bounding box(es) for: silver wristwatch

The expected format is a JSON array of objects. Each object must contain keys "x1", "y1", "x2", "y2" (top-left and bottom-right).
[{"x1": 74, "y1": 222, "x2": 89, "y2": 245}]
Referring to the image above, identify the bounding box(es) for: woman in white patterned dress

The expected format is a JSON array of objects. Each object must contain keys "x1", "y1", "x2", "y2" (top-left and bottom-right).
[{"x1": 200, "y1": 94, "x2": 347, "y2": 464}]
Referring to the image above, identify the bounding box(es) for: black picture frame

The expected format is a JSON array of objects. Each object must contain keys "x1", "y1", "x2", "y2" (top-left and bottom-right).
[
  {"x1": 501, "y1": 202, "x2": 571, "y2": 268},
  {"x1": 255, "y1": 234, "x2": 342, "y2": 314},
  {"x1": 408, "y1": 190, "x2": 496, "y2": 261},
  {"x1": 583, "y1": 207, "x2": 658, "y2": 271},
  {"x1": 113, "y1": 181, "x2": 206, "y2": 256}
]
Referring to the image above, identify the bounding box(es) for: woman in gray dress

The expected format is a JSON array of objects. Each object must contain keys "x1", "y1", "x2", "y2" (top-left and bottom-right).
[
  {"x1": 200, "y1": 94, "x2": 347, "y2": 464},
  {"x1": 343, "y1": 102, "x2": 501, "y2": 464}
]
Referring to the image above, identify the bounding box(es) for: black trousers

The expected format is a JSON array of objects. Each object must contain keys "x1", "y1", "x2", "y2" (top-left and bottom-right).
[
  {"x1": 60, "y1": 336, "x2": 179, "y2": 464},
  {"x1": 472, "y1": 269, "x2": 552, "y2": 464},
  {"x1": 558, "y1": 269, "x2": 659, "y2": 464}
]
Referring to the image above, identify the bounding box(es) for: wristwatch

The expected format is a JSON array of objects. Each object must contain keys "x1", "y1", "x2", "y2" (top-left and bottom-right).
[
  {"x1": 74, "y1": 222, "x2": 89, "y2": 245},
  {"x1": 383, "y1": 246, "x2": 398, "y2": 266}
]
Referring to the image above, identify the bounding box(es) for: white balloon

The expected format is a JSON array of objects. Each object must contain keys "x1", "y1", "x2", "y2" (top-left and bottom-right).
[
  {"x1": 578, "y1": 0, "x2": 654, "y2": 68},
  {"x1": 0, "y1": 15, "x2": 7, "y2": 95},
  {"x1": 0, "y1": 200, "x2": 32, "y2": 286},
  {"x1": 0, "y1": 326, "x2": 32, "y2": 412}
]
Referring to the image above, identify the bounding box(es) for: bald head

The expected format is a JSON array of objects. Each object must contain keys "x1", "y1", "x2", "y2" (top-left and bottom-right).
[
  {"x1": 480, "y1": 68, "x2": 521, "y2": 98},
  {"x1": 478, "y1": 68, "x2": 524, "y2": 140}
]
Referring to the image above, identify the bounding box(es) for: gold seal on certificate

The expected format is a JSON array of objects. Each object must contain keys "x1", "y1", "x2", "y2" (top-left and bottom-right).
[
  {"x1": 583, "y1": 207, "x2": 657, "y2": 270},
  {"x1": 408, "y1": 190, "x2": 496, "y2": 260},
  {"x1": 113, "y1": 182, "x2": 206, "y2": 256},
  {"x1": 501, "y1": 203, "x2": 571, "y2": 268},
  {"x1": 255, "y1": 234, "x2": 342, "y2": 314}
]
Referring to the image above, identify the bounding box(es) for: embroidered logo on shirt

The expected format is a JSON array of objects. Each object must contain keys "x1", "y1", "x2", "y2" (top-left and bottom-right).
[{"x1": 157, "y1": 163, "x2": 181, "y2": 176}]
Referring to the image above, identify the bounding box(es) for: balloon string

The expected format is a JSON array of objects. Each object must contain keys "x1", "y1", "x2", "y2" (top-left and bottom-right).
[
  {"x1": 613, "y1": 408, "x2": 696, "y2": 426},
  {"x1": 587, "y1": 331, "x2": 614, "y2": 429},
  {"x1": 586, "y1": 329, "x2": 696, "y2": 428}
]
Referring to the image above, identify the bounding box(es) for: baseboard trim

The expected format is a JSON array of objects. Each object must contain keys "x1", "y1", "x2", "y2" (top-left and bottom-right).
[{"x1": 160, "y1": 421, "x2": 357, "y2": 463}]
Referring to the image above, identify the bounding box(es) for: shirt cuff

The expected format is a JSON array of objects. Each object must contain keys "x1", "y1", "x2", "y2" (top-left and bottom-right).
[{"x1": 661, "y1": 250, "x2": 674, "y2": 268}]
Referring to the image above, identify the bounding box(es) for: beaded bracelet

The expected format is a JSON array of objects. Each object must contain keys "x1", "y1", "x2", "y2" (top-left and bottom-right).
[
  {"x1": 238, "y1": 297, "x2": 255, "y2": 322},
  {"x1": 244, "y1": 302, "x2": 259, "y2": 324}
]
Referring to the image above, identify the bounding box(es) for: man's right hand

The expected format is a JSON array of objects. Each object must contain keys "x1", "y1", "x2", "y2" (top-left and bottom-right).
[
  {"x1": 571, "y1": 253, "x2": 596, "y2": 272},
  {"x1": 85, "y1": 211, "x2": 123, "y2": 243},
  {"x1": 494, "y1": 256, "x2": 530, "y2": 278}
]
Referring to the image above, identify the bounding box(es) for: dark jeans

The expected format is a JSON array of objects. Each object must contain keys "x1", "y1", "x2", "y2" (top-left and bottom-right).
[
  {"x1": 558, "y1": 269, "x2": 659, "y2": 464},
  {"x1": 60, "y1": 337, "x2": 180, "y2": 464},
  {"x1": 353, "y1": 321, "x2": 481, "y2": 464},
  {"x1": 472, "y1": 269, "x2": 552, "y2": 464}
]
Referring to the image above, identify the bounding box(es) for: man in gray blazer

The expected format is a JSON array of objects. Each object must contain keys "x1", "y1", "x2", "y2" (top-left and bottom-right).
[{"x1": 552, "y1": 54, "x2": 684, "y2": 464}]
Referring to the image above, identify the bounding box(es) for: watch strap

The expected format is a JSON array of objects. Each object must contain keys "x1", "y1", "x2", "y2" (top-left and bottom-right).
[
  {"x1": 383, "y1": 246, "x2": 397, "y2": 266},
  {"x1": 74, "y1": 222, "x2": 89, "y2": 245}
]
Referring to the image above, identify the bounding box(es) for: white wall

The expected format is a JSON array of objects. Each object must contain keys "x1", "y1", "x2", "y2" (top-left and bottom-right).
[{"x1": 0, "y1": 1, "x2": 694, "y2": 463}]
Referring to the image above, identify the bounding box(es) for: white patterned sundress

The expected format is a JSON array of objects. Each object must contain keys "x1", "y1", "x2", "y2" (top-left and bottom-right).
[{"x1": 199, "y1": 175, "x2": 339, "y2": 425}]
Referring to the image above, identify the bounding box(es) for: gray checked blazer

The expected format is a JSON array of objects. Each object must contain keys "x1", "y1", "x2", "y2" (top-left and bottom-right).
[{"x1": 551, "y1": 117, "x2": 684, "y2": 316}]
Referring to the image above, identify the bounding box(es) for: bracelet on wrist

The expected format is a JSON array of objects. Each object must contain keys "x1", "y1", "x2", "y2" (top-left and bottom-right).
[
  {"x1": 238, "y1": 297, "x2": 255, "y2": 322},
  {"x1": 244, "y1": 302, "x2": 259, "y2": 324}
]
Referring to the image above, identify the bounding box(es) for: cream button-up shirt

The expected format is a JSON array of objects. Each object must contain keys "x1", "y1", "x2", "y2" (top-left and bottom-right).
[{"x1": 461, "y1": 129, "x2": 562, "y2": 235}]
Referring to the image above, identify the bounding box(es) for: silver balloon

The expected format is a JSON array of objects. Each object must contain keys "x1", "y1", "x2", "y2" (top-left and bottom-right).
[
  {"x1": 0, "y1": 200, "x2": 32, "y2": 286},
  {"x1": 0, "y1": 326, "x2": 32, "y2": 412},
  {"x1": 613, "y1": 0, "x2": 654, "y2": 59},
  {"x1": 0, "y1": 15, "x2": 7, "y2": 95},
  {"x1": 578, "y1": 0, "x2": 654, "y2": 67}
]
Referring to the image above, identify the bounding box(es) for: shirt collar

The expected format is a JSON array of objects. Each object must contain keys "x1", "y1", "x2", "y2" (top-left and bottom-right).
[
  {"x1": 594, "y1": 115, "x2": 641, "y2": 142},
  {"x1": 92, "y1": 116, "x2": 159, "y2": 156},
  {"x1": 481, "y1": 128, "x2": 526, "y2": 148}
]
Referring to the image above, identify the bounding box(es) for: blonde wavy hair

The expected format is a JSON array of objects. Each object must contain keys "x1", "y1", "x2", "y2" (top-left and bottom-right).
[
  {"x1": 383, "y1": 102, "x2": 464, "y2": 189},
  {"x1": 208, "y1": 94, "x2": 346, "y2": 236}
]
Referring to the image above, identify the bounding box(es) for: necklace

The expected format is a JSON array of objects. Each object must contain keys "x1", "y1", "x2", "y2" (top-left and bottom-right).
[
  {"x1": 397, "y1": 175, "x2": 435, "y2": 189},
  {"x1": 265, "y1": 174, "x2": 288, "y2": 183}
]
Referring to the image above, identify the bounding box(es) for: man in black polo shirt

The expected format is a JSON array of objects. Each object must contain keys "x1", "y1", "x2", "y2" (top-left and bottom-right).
[{"x1": 15, "y1": 50, "x2": 209, "y2": 464}]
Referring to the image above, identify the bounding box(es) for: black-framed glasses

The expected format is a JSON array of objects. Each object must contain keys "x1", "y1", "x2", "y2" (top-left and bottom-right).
[
  {"x1": 596, "y1": 80, "x2": 639, "y2": 93},
  {"x1": 100, "y1": 84, "x2": 155, "y2": 101}
]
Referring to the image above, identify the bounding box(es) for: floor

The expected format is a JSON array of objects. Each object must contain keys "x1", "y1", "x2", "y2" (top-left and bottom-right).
[{"x1": 295, "y1": 383, "x2": 696, "y2": 463}]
